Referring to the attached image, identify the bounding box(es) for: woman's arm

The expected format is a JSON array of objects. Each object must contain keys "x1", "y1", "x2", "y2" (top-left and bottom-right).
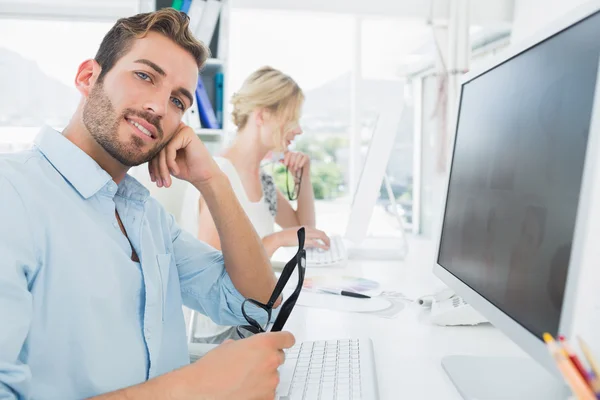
[
  {"x1": 275, "y1": 153, "x2": 316, "y2": 228},
  {"x1": 198, "y1": 194, "x2": 322, "y2": 258}
]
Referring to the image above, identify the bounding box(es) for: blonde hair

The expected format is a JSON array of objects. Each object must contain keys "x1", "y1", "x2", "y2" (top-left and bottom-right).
[{"x1": 231, "y1": 66, "x2": 304, "y2": 149}]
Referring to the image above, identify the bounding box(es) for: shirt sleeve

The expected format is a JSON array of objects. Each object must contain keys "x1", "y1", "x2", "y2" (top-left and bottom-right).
[
  {"x1": 0, "y1": 176, "x2": 37, "y2": 399},
  {"x1": 170, "y1": 213, "x2": 270, "y2": 326}
]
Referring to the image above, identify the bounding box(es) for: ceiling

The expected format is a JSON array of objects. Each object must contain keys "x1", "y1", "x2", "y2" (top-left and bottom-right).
[{"x1": 231, "y1": 0, "x2": 516, "y2": 25}]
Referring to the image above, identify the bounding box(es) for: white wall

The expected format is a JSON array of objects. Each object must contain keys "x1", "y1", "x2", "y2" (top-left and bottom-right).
[{"x1": 511, "y1": 0, "x2": 590, "y2": 42}]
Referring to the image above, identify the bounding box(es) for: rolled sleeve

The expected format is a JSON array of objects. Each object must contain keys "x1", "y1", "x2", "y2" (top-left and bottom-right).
[
  {"x1": 171, "y1": 216, "x2": 272, "y2": 326},
  {"x1": 0, "y1": 176, "x2": 37, "y2": 399}
]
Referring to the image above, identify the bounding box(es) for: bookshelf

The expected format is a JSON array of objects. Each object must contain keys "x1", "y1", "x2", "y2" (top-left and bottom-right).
[{"x1": 155, "y1": 0, "x2": 230, "y2": 151}]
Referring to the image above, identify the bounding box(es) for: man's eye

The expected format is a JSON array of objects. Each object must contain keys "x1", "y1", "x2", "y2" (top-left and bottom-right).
[
  {"x1": 135, "y1": 72, "x2": 151, "y2": 82},
  {"x1": 171, "y1": 97, "x2": 184, "y2": 110}
]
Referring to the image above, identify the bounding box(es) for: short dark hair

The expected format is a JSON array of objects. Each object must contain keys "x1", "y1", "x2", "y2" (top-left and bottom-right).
[{"x1": 95, "y1": 8, "x2": 209, "y2": 82}]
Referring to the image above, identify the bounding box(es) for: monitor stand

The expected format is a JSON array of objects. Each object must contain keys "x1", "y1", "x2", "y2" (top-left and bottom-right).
[
  {"x1": 442, "y1": 355, "x2": 571, "y2": 400},
  {"x1": 347, "y1": 173, "x2": 410, "y2": 260}
]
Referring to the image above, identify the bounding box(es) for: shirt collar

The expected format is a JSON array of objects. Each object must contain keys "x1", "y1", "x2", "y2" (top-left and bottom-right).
[{"x1": 34, "y1": 126, "x2": 149, "y2": 202}]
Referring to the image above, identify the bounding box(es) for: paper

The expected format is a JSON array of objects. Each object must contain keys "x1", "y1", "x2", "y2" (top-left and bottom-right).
[
  {"x1": 303, "y1": 276, "x2": 382, "y2": 297},
  {"x1": 294, "y1": 291, "x2": 392, "y2": 313}
]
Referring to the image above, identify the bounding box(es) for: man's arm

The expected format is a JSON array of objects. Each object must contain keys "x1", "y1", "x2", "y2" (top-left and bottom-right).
[
  {"x1": 90, "y1": 332, "x2": 295, "y2": 400},
  {"x1": 148, "y1": 124, "x2": 277, "y2": 305},
  {"x1": 195, "y1": 173, "x2": 277, "y2": 303},
  {"x1": 0, "y1": 176, "x2": 37, "y2": 399}
]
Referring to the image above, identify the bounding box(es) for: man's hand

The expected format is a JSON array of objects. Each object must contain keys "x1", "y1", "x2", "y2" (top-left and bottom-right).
[
  {"x1": 173, "y1": 331, "x2": 295, "y2": 400},
  {"x1": 148, "y1": 122, "x2": 220, "y2": 188},
  {"x1": 91, "y1": 332, "x2": 295, "y2": 400}
]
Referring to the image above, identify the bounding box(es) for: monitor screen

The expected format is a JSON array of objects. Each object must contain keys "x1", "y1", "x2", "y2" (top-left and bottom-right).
[{"x1": 437, "y1": 11, "x2": 600, "y2": 339}]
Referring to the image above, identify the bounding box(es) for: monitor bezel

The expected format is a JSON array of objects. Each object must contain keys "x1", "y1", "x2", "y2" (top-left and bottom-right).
[{"x1": 431, "y1": 0, "x2": 600, "y2": 379}]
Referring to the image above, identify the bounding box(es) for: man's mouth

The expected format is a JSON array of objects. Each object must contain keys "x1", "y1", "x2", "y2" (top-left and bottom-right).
[{"x1": 125, "y1": 117, "x2": 157, "y2": 140}]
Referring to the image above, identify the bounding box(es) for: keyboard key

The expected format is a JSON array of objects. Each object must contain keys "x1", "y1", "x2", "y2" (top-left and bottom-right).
[{"x1": 285, "y1": 338, "x2": 374, "y2": 400}]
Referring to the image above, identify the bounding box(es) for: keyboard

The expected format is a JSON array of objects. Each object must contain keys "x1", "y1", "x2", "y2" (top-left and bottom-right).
[
  {"x1": 271, "y1": 234, "x2": 348, "y2": 269},
  {"x1": 276, "y1": 338, "x2": 379, "y2": 400},
  {"x1": 304, "y1": 235, "x2": 348, "y2": 267}
]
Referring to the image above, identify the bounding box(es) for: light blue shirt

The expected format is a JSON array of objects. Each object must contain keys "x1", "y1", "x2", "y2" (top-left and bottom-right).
[{"x1": 0, "y1": 127, "x2": 265, "y2": 399}]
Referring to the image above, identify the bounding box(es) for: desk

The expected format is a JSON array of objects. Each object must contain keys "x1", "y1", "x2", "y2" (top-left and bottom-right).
[{"x1": 283, "y1": 237, "x2": 528, "y2": 400}]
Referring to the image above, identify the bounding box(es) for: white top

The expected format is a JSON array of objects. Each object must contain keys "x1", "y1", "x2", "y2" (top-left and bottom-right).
[
  {"x1": 180, "y1": 156, "x2": 277, "y2": 339},
  {"x1": 180, "y1": 157, "x2": 275, "y2": 239}
]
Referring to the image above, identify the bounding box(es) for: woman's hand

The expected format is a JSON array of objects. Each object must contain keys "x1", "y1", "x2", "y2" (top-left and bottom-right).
[
  {"x1": 281, "y1": 151, "x2": 310, "y2": 177},
  {"x1": 270, "y1": 226, "x2": 330, "y2": 250}
]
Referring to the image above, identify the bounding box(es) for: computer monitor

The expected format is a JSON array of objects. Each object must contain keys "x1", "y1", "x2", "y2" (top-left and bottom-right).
[
  {"x1": 432, "y1": 1, "x2": 600, "y2": 398},
  {"x1": 345, "y1": 93, "x2": 406, "y2": 250}
]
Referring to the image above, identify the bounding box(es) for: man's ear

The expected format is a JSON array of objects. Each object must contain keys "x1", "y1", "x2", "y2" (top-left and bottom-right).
[{"x1": 75, "y1": 59, "x2": 102, "y2": 97}]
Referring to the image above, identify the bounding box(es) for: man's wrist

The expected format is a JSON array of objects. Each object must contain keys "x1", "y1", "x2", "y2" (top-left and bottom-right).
[{"x1": 191, "y1": 170, "x2": 228, "y2": 195}]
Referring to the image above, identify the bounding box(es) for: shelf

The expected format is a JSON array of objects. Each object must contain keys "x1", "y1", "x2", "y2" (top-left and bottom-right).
[
  {"x1": 204, "y1": 58, "x2": 224, "y2": 67},
  {"x1": 195, "y1": 129, "x2": 224, "y2": 142}
]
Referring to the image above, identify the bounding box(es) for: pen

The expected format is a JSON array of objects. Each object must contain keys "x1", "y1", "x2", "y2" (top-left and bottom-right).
[
  {"x1": 317, "y1": 288, "x2": 371, "y2": 299},
  {"x1": 544, "y1": 333, "x2": 597, "y2": 400}
]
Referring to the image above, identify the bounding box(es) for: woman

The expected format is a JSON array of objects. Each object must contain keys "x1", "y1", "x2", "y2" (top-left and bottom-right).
[
  {"x1": 186, "y1": 66, "x2": 330, "y2": 343},
  {"x1": 198, "y1": 66, "x2": 330, "y2": 253}
]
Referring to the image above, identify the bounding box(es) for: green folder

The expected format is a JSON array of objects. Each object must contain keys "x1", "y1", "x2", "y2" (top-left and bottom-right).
[{"x1": 171, "y1": 0, "x2": 183, "y2": 10}]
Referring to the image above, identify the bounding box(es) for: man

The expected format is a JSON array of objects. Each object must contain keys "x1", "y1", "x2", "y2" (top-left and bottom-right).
[{"x1": 0, "y1": 8, "x2": 293, "y2": 400}]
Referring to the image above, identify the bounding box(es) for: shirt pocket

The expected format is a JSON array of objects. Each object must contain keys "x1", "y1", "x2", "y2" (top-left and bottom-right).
[{"x1": 156, "y1": 253, "x2": 172, "y2": 322}]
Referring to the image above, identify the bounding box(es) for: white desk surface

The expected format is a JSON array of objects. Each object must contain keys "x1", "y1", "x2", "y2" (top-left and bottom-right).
[{"x1": 284, "y1": 237, "x2": 529, "y2": 400}]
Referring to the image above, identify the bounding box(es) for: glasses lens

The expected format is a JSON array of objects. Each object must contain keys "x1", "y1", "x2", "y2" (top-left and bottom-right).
[
  {"x1": 241, "y1": 299, "x2": 270, "y2": 331},
  {"x1": 286, "y1": 167, "x2": 296, "y2": 200},
  {"x1": 236, "y1": 325, "x2": 261, "y2": 339}
]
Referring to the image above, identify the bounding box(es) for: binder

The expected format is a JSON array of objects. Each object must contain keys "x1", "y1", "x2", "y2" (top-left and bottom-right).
[
  {"x1": 187, "y1": 0, "x2": 206, "y2": 33},
  {"x1": 184, "y1": 99, "x2": 203, "y2": 131},
  {"x1": 195, "y1": 78, "x2": 219, "y2": 129},
  {"x1": 180, "y1": 0, "x2": 192, "y2": 13},
  {"x1": 171, "y1": 0, "x2": 183, "y2": 10},
  {"x1": 194, "y1": 0, "x2": 222, "y2": 45},
  {"x1": 215, "y1": 72, "x2": 224, "y2": 128}
]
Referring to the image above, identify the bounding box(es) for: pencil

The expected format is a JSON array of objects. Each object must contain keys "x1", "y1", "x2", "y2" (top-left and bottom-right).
[
  {"x1": 579, "y1": 337, "x2": 600, "y2": 379},
  {"x1": 560, "y1": 336, "x2": 591, "y2": 380},
  {"x1": 577, "y1": 336, "x2": 600, "y2": 398},
  {"x1": 544, "y1": 333, "x2": 597, "y2": 400}
]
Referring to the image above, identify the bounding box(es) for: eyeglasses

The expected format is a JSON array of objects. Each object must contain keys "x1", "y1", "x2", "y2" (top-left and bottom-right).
[
  {"x1": 236, "y1": 227, "x2": 306, "y2": 339},
  {"x1": 285, "y1": 166, "x2": 303, "y2": 201},
  {"x1": 265, "y1": 157, "x2": 303, "y2": 202}
]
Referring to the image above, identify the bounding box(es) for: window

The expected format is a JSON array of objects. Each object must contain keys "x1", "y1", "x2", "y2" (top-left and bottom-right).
[
  {"x1": 0, "y1": 19, "x2": 115, "y2": 147},
  {"x1": 228, "y1": 9, "x2": 355, "y2": 234},
  {"x1": 228, "y1": 11, "x2": 436, "y2": 238},
  {"x1": 357, "y1": 17, "x2": 432, "y2": 236}
]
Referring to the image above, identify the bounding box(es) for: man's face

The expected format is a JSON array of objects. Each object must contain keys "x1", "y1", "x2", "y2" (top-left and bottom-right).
[{"x1": 83, "y1": 31, "x2": 199, "y2": 166}]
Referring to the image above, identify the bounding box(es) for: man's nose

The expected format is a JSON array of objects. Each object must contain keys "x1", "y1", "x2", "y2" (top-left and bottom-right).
[{"x1": 143, "y1": 89, "x2": 170, "y2": 118}]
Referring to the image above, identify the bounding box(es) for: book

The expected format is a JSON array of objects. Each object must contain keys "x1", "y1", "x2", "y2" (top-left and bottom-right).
[
  {"x1": 215, "y1": 72, "x2": 224, "y2": 128},
  {"x1": 183, "y1": 99, "x2": 203, "y2": 130},
  {"x1": 194, "y1": 0, "x2": 222, "y2": 45},
  {"x1": 195, "y1": 78, "x2": 219, "y2": 129},
  {"x1": 180, "y1": 0, "x2": 192, "y2": 13},
  {"x1": 170, "y1": 0, "x2": 183, "y2": 10}
]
